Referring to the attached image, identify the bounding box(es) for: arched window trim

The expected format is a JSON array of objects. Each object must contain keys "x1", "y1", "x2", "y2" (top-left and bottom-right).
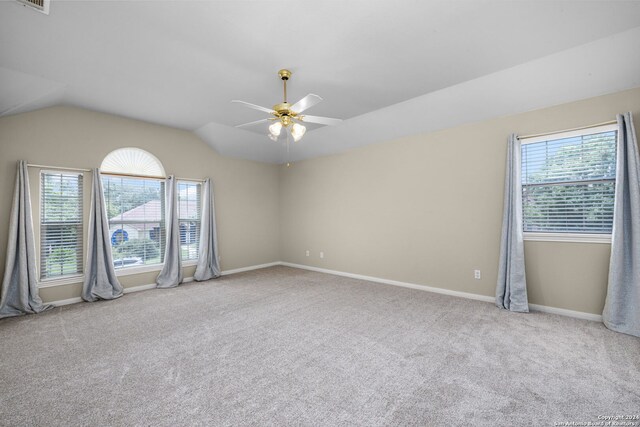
[{"x1": 101, "y1": 147, "x2": 166, "y2": 178}]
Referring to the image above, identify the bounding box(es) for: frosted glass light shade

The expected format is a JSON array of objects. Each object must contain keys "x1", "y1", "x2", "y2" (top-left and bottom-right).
[
  {"x1": 291, "y1": 123, "x2": 306, "y2": 142},
  {"x1": 269, "y1": 121, "x2": 282, "y2": 136}
]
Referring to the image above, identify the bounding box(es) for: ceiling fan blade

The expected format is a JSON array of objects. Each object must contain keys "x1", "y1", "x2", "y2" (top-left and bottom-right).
[
  {"x1": 291, "y1": 94, "x2": 323, "y2": 114},
  {"x1": 235, "y1": 118, "x2": 271, "y2": 128},
  {"x1": 299, "y1": 115, "x2": 342, "y2": 126},
  {"x1": 231, "y1": 100, "x2": 274, "y2": 114}
]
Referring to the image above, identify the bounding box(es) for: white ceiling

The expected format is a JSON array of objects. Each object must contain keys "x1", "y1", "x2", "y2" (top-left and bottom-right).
[{"x1": 2, "y1": 1, "x2": 640, "y2": 163}]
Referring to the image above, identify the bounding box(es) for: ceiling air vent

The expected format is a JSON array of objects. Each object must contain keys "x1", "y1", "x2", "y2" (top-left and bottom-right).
[{"x1": 15, "y1": 0, "x2": 49, "y2": 15}]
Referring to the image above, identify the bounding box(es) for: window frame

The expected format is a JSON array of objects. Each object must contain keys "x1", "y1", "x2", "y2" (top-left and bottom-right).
[
  {"x1": 177, "y1": 179, "x2": 202, "y2": 265},
  {"x1": 38, "y1": 169, "x2": 85, "y2": 285},
  {"x1": 101, "y1": 173, "x2": 167, "y2": 274},
  {"x1": 520, "y1": 123, "x2": 617, "y2": 244}
]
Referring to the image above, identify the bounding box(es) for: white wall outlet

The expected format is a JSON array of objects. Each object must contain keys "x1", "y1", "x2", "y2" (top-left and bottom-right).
[
  {"x1": 305, "y1": 250, "x2": 310, "y2": 257},
  {"x1": 474, "y1": 269, "x2": 481, "y2": 280},
  {"x1": 320, "y1": 251, "x2": 324, "y2": 259}
]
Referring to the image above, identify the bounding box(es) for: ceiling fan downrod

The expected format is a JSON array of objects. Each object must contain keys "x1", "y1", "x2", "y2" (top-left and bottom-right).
[
  {"x1": 278, "y1": 69, "x2": 291, "y2": 103},
  {"x1": 273, "y1": 69, "x2": 295, "y2": 125}
]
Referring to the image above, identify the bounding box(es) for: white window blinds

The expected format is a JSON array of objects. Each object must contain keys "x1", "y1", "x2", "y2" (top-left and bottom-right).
[
  {"x1": 40, "y1": 171, "x2": 83, "y2": 279},
  {"x1": 178, "y1": 181, "x2": 202, "y2": 261},
  {"x1": 521, "y1": 126, "x2": 617, "y2": 234},
  {"x1": 102, "y1": 175, "x2": 166, "y2": 269}
]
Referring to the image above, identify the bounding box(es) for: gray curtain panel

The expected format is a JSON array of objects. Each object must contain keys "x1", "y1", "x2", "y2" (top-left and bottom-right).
[
  {"x1": 194, "y1": 178, "x2": 221, "y2": 281},
  {"x1": 496, "y1": 134, "x2": 529, "y2": 312},
  {"x1": 82, "y1": 169, "x2": 123, "y2": 302},
  {"x1": 157, "y1": 175, "x2": 183, "y2": 288},
  {"x1": 0, "y1": 161, "x2": 52, "y2": 318},
  {"x1": 603, "y1": 113, "x2": 640, "y2": 337}
]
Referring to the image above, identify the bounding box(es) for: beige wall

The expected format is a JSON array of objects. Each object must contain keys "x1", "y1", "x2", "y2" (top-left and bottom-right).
[
  {"x1": 279, "y1": 87, "x2": 640, "y2": 315},
  {"x1": 2, "y1": 88, "x2": 639, "y2": 314},
  {"x1": 0, "y1": 106, "x2": 280, "y2": 302}
]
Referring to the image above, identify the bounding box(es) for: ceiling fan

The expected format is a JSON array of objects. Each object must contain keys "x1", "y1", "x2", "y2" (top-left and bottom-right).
[{"x1": 232, "y1": 69, "x2": 342, "y2": 143}]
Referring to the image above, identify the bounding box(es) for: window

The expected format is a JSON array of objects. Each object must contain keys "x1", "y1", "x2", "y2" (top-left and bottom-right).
[
  {"x1": 521, "y1": 124, "x2": 617, "y2": 240},
  {"x1": 40, "y1": 171, "x2": 83, "y2": 280},
  {"x1": 101, "y1": 148, "x2": 167, "y2": 271},
  {"x1": 102, "y1": 175, "x2": 166, "y2": 269},
  {"x1": 99, "y1": 148, "x2": 203, "y2": 270},
  {"x1": 178, "y1": 181, "x2": 202, "y2": 262}
]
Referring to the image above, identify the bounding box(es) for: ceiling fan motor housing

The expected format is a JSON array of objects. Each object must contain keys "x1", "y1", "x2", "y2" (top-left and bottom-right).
[{"x1": 273, "y1": 102, "x2": 294, "y2": 117}]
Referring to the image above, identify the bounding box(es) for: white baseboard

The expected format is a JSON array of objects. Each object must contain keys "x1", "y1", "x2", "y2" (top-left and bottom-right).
[
  {"x1": 47, "y1": 260, "x2": 603, "y2": 323},
  {"x1": 281, "y1": 262, "x2": 495, "y2": 303},
  {"x1": 221, "y1": 261, "x2": 282, "y2": 276},
  {"x1": 49, "y1": 283, "x2": 158, "y2": 307},
  {"x1": 529, "y1": 303, "x2": 602, "y2": 322},
  {"x1": 120, "y1": 277, "x2": 193, "y2": 294},
  {"x1": 49, "y1": 296, "x2": 83, "y2": 307},
  {"x1": 122, "y1": 283, "x2": 157, "y2": 294},
  {"x1": 281, "y1": 262, "x2": 602, "y2": 322},
  {"x1": 46, "y1": 260, "x2": 282, "y2": 308}
]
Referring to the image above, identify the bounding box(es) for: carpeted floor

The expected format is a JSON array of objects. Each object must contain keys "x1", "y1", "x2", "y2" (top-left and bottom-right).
[{"x1": 1, "y1": 266, "x2": 639, "y2": 426}]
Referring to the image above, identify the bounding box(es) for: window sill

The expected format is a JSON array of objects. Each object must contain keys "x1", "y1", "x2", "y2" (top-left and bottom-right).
[
  {"x1": 115, "y1": 263, "x2": 164, "y2": 277},
  {"x1": 524, "y1": 232, "x2": 611, "y2": 244},
  {"x1": 36, "y1": 262, "x2": 198, "y2": 288},
  {"x1": 38, "y1": 275, "x2": 84, "y2": 288},
  {"x1": 114, "y1": 260, "x2": 196, "y2": 277}
]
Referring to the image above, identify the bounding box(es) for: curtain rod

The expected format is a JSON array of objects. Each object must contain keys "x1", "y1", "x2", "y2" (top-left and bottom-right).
[
  {"x1": 27, "y1": 163, "x2": 92, "y2": 172},
  {"x1": 102, "y1": 171, "x2": 205, "y2": 182},
  {"x1": 100, "y1": 171, "x2": 166, "y2": 180},
  {"x1": 175, "y1": 177, "x2": 206, "y2": 183},
  {"x1": 519, "y1": 120, "x2": 617, "y2": 140},
  {"x1": 27, "y1": 164, "x2": 205, "y2": 182}
]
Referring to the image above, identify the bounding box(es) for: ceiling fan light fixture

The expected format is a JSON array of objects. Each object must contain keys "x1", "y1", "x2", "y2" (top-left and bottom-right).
[
  {"x1": 233, "y1": 69, "x2": 342, "y2": 156},
  {"x1": 291, "y1": 123, "x2": 306, "y2": 142},
  {"x1": 269, "y1": 121, "x2": 282, "y2": 136}
]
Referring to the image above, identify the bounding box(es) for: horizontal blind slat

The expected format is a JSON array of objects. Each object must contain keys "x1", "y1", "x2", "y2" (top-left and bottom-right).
[
  {"x1": 177, "y1": 181, "x2": 202, "y2": 261},
  {"x1": 102, "y1": 175, "x2": 166, "y2": 268},
  {"x1": 40, "y1": 172, "x2": 83, "y2": 280},
  {"x1": 521, "y1": 130, "x2": 616, "y2": 234}
]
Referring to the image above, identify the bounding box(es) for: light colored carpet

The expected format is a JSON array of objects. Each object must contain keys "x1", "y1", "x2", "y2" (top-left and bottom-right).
[{"x1": 0, "y1": 266, "x2": 638, "y2": 426}]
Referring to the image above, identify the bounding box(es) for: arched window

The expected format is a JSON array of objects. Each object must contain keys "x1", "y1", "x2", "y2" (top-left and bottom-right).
[
  {"x1": 101, "y1": 147, "x2": 165, "y2": 177},
  {"x1": 100, "y1": 148, "x2": 166, "y2": 270}
]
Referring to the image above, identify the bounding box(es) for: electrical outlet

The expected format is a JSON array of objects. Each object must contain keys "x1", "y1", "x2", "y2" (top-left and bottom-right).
[
  {"x1": 320, "y1": 251, "x2": 324, "y2": 259},
  {"x1": 474, "y1": 269, "x2": 481, "y2": 280},
  {"x1": 305, "y1": 250, "x2": 310, "y2": 257}
]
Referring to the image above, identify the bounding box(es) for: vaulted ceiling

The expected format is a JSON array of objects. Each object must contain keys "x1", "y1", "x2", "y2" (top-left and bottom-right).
[{"x1": 2, "y1": 1, "x2": 640, "y2": 163}]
